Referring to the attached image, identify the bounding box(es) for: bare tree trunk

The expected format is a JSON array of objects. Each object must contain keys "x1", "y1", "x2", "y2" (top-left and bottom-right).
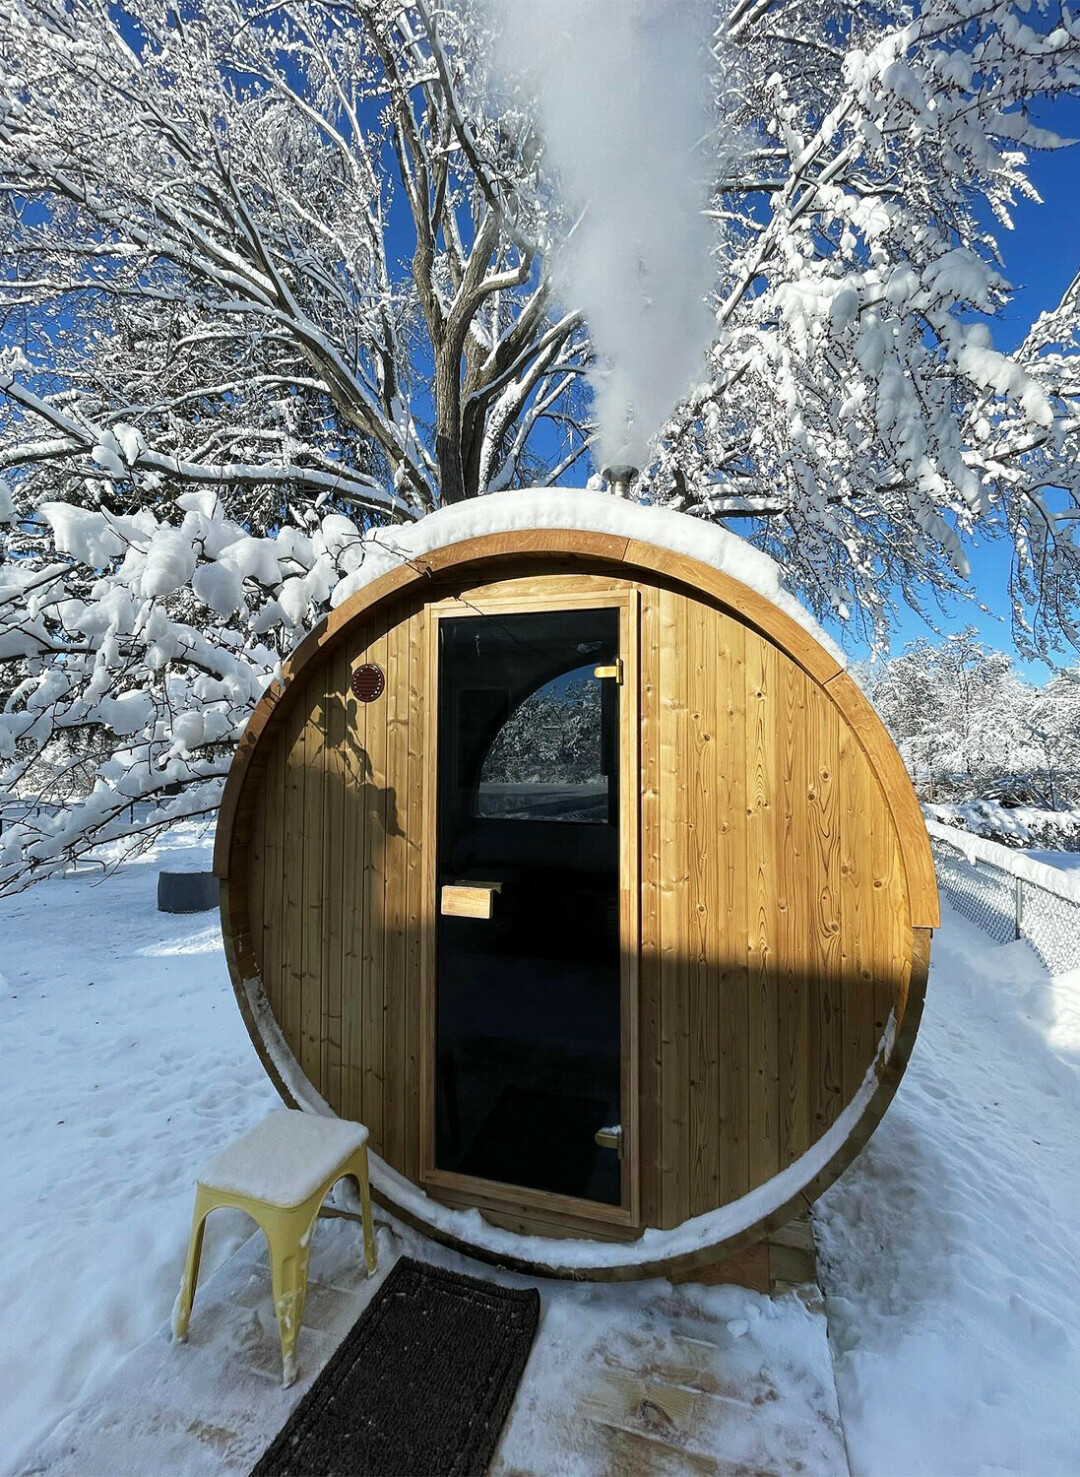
[{"x1": 435, "y1": 351, "x2": 468, "y2": 504}]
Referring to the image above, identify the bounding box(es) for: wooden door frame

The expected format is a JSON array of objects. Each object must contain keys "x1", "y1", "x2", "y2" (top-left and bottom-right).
[{"x1": 419, "y1": 582, "x2": 641, "y2": 1234}]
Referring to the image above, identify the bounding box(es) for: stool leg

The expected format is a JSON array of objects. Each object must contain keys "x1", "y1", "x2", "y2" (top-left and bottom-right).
[
  {"x1": 357, "y1": 1145, "x2": 377, "y2": 1275},
  {"x1": 173, "y1": 1188, "x2": 211, "y2": 1341},
  {"x1": 267, "y1": 1210, "x2": 315, "y2": 1387}
]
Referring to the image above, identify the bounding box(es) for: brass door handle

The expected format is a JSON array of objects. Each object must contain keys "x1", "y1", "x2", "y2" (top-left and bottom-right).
[{"x1": 440, "y1": 882, "x2": 502, "y2": 920}]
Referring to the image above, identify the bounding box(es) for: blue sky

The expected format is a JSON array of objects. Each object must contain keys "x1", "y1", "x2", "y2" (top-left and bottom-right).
[{"x1": 877, "y1": 93, "x2": 1080, "y2": 679}]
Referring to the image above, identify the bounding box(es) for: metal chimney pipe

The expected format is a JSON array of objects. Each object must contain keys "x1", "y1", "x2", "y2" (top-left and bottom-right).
[{"x1": 602, "y1": 464, "x2": 638, "y2": 498}]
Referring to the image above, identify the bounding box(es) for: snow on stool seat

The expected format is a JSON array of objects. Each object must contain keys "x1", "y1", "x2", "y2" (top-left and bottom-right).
[
  {"x1": 172, "y1": 1109, "x2": 377, "y2": 1386},
  {"x1": 199, "y1": 1109, "x2": 370, "y2": 1205}
]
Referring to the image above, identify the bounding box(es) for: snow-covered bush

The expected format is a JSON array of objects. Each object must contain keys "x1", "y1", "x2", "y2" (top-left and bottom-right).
[
  {"x1": 925, "y1": 800, "x2": 1080, "y2": 851},
  {"x1": 0, "y1": 490, "x2": 387, "y2": 891},
  {"x1": 868, "y1": 629, "x2": 1080, "y2": 840}
]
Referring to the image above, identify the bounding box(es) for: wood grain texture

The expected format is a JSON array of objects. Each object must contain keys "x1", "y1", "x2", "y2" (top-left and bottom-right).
[
  {"x1": 688, "y1": 595, "x2": 721, "y2": 1215},
  {"x1": 715, "y1": 618, "x2": 749, "y2": 1212},
  {"x1": 824, "y1": 669, "x2": 939, "y2": 929},
  {"x1": 638, "y1": 586, "x2": 663, "y2": 1230},
  {"x1": 359, "y1": 624, "x2": 388, "y2": 1154},
  {"x1": 658, "y1": 586, "x2": 690, "y2": 1224},
  {"x1": 339, "y1": 621, "x2": 368, "y2": 1123},
  {"x1": 320, "y1": 643, "x2": 347, "y2": 1112},
  {"x1": 745, "y1": 632, "x2": 780, "y2": 1192},
  {"x1": 218, "y1": 552, "x2": 929, "y2": 1266},
  {"x1": 805, "y1": 681, "x2": 844, "y2": 1138},
  {"x1": 214, "y1": 529, "x2": 933, "y2": 930},
  {"x1": 776, "y1": 659, "x2": 809, "y2": 1167},
  {"x1": 641, "y1": 603, "x2": 913, "y2": 1226},
  {"x1": 299, "y1": 671, "x2": 326, "y2": 1091},
  {"x1": 279, "y1": 677, "x2": 308, "y2": 1063},
  {"x1": 381, "y1": 613, "x2": 410, "y2": 1172}
]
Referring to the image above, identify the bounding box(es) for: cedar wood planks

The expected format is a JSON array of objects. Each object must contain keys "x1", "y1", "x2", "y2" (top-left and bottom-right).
[
  {"x1": 239, "y1": 567, "x2": 918, "y2": 1235},
  {"x1": 299, "y1": 671, "x2": 326, "y2": 1090},
  {"x1": 638, "y1": 587, "x2": 663, "y2": 1228},
  {"x1": 777, "y1": 657, "x2": 809, "y2": 1168},
  {"x1": 359, "y1": 623, "x2": 389, "y2": 1153},
  {"x1": 404, "y1": 606, "x2": 427, "y2": 1182},
  {"x1": 320, "y1": 643, "x2": 348, "y2": 1111},
  {"x1": 745, "y1": 631, "x2": 781, "y2": 1194},
  {"x1": 252, "y1": 606, "x2": 427, "y2": 1171},
  {"x1": 381, "y1": 609, "x2": 412, "y2": 1174},
  {"x1": 657, "y1": 586, "x2": 690, "y2": 1222},
  {"x1": 688, "y1": 592, "x2": 721, "y2": 1214},
  {"x1": 279, "y1": 672, "x2": 308, "y2": 1064},
  {"x1": 716, "y1": 613, "x2": 750, "y2": 1212},
  {"x1": 805, "y1": 681, "x2": 845, "y2": 1137},
  {"x1": 340, "y1": 620, "x2": 368, "y2": 1122}
]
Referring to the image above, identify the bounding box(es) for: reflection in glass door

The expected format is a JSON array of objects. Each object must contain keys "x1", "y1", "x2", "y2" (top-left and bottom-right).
[{"x1": 434, "y1": 606, "x2": 623, "y2": 1205}]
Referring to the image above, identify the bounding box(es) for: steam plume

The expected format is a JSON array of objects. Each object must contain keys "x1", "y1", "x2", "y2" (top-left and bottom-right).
[{"x1": 484, "y1": 0, "x2": 717, "y2": 469}]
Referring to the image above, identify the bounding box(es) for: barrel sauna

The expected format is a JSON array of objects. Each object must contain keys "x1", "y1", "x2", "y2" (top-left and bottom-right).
[{"x1": 214, "y1": 490, "x2": 938, "y2": 1280}]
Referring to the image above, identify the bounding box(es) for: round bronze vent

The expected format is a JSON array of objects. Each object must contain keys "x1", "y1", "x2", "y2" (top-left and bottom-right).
[{"x1": 350, "y1": 663, "x2": 385, "y2": 703}]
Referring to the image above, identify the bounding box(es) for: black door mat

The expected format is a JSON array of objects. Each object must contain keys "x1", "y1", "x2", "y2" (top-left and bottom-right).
[{"x1": 250, "y1": 1256, "x2": 540, "y2": 1477}]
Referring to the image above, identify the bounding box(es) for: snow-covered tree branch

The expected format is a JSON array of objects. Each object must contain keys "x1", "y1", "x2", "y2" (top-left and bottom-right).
[
  {"x1": 2, "y1": 0, "x2": 1080, "y2": 891},
  {"x1": 649, "y1": 0, "x2": 1080, "y2": 652}
]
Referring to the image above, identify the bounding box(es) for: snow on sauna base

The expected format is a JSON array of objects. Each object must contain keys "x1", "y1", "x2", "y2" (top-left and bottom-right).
[
  {"x1": 248, "y1": 970, "x2": 889, "y2": 1273},
  {"x1": 330, "y1": 486, "x2": 848, "y2": 668}
]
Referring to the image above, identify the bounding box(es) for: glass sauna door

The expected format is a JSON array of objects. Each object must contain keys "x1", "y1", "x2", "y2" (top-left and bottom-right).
[{"x1": 434, "y1": 606, "x2": 623, "y2": 1207}]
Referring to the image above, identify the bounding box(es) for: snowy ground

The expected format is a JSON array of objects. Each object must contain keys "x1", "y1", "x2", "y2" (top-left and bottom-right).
[
  {"x1": 815, "y1": 908, "x2": 1080, "y2": 1476},
  {"x1": 0, "y1": 826, "x2": 278, "y2": 1472},
  {"x1": 2, "y1": 828, "x2": 1079, "y2": 1476}
]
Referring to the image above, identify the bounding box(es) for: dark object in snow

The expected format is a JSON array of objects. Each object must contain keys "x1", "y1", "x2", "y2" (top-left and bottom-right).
[
  {"x1": 249, "y1": 1256, "x2": 540, "y2": 1477},
  {"x1": 157, "y1": 870, "x2": 219, "y2": 914}
]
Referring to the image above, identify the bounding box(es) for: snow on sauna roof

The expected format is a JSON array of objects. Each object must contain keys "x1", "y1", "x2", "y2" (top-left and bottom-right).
[{"x1": 330, "y1": 488, "x2": 847, "y2": 669}]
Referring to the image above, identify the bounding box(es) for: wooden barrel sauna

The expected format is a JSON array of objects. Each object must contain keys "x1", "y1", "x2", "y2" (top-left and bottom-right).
[{"x1": 214, "y1": 491, "x2": 938, "y2": 1280}]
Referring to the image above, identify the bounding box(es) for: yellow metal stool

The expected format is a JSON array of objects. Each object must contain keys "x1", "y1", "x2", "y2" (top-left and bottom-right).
[{"x1": 173, "y1": 1109, "x2": 377, "y2": 1385}]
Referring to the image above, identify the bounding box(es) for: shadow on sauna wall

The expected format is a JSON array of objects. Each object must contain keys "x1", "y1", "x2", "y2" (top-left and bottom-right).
[{"x1": 238, "y1": 671, "x2": 920, "y2": 1237}]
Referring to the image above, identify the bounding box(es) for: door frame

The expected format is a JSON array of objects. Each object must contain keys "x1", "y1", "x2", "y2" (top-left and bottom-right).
[{"x1": 419, "y1": 582, "x2": 641, "y2": 1234}]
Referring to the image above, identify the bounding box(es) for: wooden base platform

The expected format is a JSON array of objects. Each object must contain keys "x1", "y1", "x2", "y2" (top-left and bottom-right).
[
  {"x1": 489, "y1": 1214, "x2": 839, "y2": 1477},
  {"x1": 672, "y1": 1212, "x2": 820, "y2": 1298},
  {"x1": 21, "y1": 1215, "x2": 845, "y2": 1477}
]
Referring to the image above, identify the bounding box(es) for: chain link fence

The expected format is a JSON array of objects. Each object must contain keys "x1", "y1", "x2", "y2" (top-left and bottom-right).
[{"x1": 929, "y1": 823, "x2": 1080, "y2": 976}]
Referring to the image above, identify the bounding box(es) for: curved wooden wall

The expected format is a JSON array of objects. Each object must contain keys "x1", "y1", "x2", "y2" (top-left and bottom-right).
[{"x1": 217, "y1": 533, "x2": 936, "y2": 1272}]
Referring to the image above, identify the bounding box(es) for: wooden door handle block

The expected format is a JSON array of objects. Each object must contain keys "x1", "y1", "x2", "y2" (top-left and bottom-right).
[{"x1": 440, "y1": 882, "x2": 502, "y2": 919}]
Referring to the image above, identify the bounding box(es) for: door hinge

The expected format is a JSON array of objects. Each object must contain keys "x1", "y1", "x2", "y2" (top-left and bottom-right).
[
  {"x1": 594, "y1": 1125, "x2": 623, "y2": 1158},
  {"x1": 593, "y1": 658, "x2": 623, "y2": 684}
]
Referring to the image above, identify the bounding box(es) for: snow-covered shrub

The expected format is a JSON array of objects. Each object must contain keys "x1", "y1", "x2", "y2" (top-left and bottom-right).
[
  {"x1": 926, "y1": 800, "x2": 1080, "y2": 851},
  {"x1": 866, "y1": 630, "x2": 1080, "y2": 816},
  {"x1": 0, "y1": 491, "x2": 387, "y2": 892}
]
